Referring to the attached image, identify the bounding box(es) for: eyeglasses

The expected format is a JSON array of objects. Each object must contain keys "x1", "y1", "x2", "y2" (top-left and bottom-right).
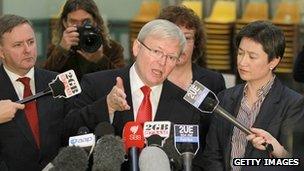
[{"x1": 138, "y1": 40, "x2": 179, "y2": 63}]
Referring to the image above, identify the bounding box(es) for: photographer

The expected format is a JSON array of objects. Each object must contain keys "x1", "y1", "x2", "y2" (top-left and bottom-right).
[{"x1": 44, "y1": 0, "x2": 125, "y2": 80}]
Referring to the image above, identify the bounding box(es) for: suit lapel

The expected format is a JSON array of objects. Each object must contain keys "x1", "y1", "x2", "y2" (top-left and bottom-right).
[
  {"x1": 0, "y1": 65, "x2": 37, "y2": 149},
  {"x1": 192, "y1": 64, "x2": 207, "y2": 83},
  {"x1": 122, "y1": 69, "x2": 134, "y2": 122},
  {"x1": 34, "y1": 68, "x2": 49, "y2": 151},
  {"x1": 154, "y1": 80, "x2": 177, "y2": 121},
  {"x1": 244, "y1": 78, "x2": 282, "y2": 157},
  {"x1": 222, "y1": 85, "x2": 244, "y2": 169}
]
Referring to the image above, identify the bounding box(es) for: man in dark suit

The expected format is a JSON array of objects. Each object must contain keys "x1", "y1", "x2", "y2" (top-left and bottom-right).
[
  {"x1": 68, "y1": 19, "x2": 201, "y2": 132},
  {"x1": 0, "y1": 14, "x2": 72, "y2": 170},
  {"x1": 67, "y1": 19, "x2": 202, "y2": 168}
]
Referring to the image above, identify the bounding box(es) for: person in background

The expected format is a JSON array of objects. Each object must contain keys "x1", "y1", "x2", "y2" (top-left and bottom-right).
[
  {"x1": 158, "y1": 5, "x2": 225, "y2": 92},
  {"x1": 0, "y1": 100, "x2": 24, "y2": 124},
  {"x1": 44, "y1": 0, "x2": 125, "y2": 80},
  {"x1": 293, "y1": 46, "x2": 304, "y2": 83},
  {"x1": 158, "y1": 5, "x2": 226, "y2": 170},
  {"x1": 0, "y1": 14, "x2": 73, "y2": 171},
  {"x1": 202, "y1": 21, "x2": 304, "y2": 171}
]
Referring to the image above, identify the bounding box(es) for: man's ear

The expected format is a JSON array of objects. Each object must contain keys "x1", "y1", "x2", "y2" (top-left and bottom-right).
[
  {"x1": 132, "y1": 39, "x2": 140, "y2": 58},
  {"x1": 178, "y1": 52, "x2": 187, "y2": 63}
]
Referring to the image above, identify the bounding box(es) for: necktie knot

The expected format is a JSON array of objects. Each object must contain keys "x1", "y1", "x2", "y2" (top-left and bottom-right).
[
  {"x1": 17, "y1": 77, "x2": 31, "y2": 87},
  {"x1": 141, "y1": 86, "x2": 151, "y2": 97}
]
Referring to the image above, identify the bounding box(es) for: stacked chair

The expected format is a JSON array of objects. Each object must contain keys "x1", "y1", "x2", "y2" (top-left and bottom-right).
[
  {"x1": 129, "y1": 0, "x2": 160, "y2": 60},
  {"x1": 204, "y1": 0, "x2": 236, "y2": 72},
  {"x1": 181, "y1": 0, "x2": 203, "y2": 19},
  {"x1": 235, "y1": 1, "x2": 269, "y2": 33},
  {"x1": 272, "y1": 2, "x2": 301, "y2": 73}
]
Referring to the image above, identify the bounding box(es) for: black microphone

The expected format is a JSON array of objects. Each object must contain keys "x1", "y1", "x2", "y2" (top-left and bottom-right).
[
  {"x1": 143, "y1": 121, "x2": 171, "y2": 147},
  {"x1": 77, "y1": 126, "x2": 90, "y2": 135},
  {"x1": 16, "y1": 70, "x2": 81, "y2": 104},
  {"x1": 184, "y1": 81, "x2": 274, "y2": 154},
  {"x1": 162, "y1": 125, "x2": 183, "y2": 170},
  {"x1": 138, "y1": 146, "x2": 171, "y2": 171},
  {"x1": 68, "y1": 126, "x2": 96, "y2": 158},
  {"x1": 92, "y1": 122, "x2": 126, "y2": 171},
  {"x1": 173, "y1": 124, "x2": 200, "y2": 171},
  {"x1": 42, "y1": 146, "x2": 88, "y2": 171},
  {"x1": 94, "y1": 122, "x2": 115, "y2": 139},
  {"x1": 69, "y1": 127, "x2": 95, "y2": 150}
]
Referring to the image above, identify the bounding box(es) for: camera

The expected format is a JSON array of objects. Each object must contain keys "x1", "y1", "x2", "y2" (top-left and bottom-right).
[{"x1": 74, "y1": 22, "x2": 102, "y2": 53}]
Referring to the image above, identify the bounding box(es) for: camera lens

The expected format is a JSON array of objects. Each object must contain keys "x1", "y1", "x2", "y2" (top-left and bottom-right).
[
  {"x1": 80, "y1": 31, "x2": 102, "y2": 53},
  {"x1": 77, "y1": 23, "x2": 102, "y2": 53}
]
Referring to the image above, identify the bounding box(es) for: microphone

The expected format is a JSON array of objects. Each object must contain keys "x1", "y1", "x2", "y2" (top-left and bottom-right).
[
  {"x1": 69, "y1": 127, "x2": 95, "y2": 148},
  {"x1": 173, "y1": 124, "x2": 200, "y2": 171},
  {"x1": 77, "y1": 126, "x2": 90, "y2": 135},
  {"x1": 94, "y1": 122, "x2": 115, "y2": 139},
  {"x1": 92, "y1": 122, "x2": 126, "y2": 171},
  {"x1": 162, "y1": 125, "x2": 183, "y2": 170},
  {"x1": 138, "y1": 146, "x2": 171, "y2": 171},
  {"x1": 16, "y1": 70, "x2": 81, "y2": 104},
  {"x1": 183, "y1": 81, "x2": 274, "y2": 154},
  {"x1": 143, "y1": 121, "x2": 171, "y2": 147},
  {"x1": 122, "y1": 122, "x2": 145, "y2": 171},
  {"x1": 69, "y1": 127, "x2": 95, "y2": 156},
  {"x1": 42, "y1": 146, "x2": 88, "y2": 171}
]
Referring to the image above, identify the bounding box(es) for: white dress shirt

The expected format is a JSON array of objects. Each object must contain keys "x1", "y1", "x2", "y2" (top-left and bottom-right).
[
  {"x1": 130, "y1": 63, "x2": 162, "y2": 121},
  {"x1": 3, "y1": 66, "x2": 35, "y2": 100}
]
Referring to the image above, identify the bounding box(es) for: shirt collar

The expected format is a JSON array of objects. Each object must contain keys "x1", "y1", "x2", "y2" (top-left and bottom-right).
[
  {"x1": 3, "y1": 66, "x2": 35, "y2": 82},
  {"x1": 243, "y1": 75, "x2": 276, "y2": 98}
]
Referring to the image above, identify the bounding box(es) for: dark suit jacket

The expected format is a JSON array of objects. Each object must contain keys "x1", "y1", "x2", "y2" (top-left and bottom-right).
[
  {"x1": 66, "y1": 65, "x2": 203, "y2": 169},
  {"x1": 67, "y1": 65, "x2": 201, "y2": 135},
  {"x1": 191, "y1": 63, "x2": 226, "y2": 170},
  {"x1": 0, "y1": 65, "x2": 72, "y2": 171},
  {"x1": 202, "y1": 78, "x2": 304, "y2": 171}
]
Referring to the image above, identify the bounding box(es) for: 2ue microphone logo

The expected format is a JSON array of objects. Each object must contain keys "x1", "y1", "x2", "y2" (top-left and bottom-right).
[
  {"x1": 174, "y1": 124, "x2": 199, "y2": 143},
  {"x1": 184, "y1": 80, "x2": 210, "y2": 109}
]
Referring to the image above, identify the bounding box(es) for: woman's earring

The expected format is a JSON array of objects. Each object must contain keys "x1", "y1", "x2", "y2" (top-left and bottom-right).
[{"x1": 269, "y1": 67, "x2": 273, "y2": 70}]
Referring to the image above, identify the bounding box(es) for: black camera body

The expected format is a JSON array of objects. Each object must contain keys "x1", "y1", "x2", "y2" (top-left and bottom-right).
[{"x1": 74, "y1": 22, "x2": 102, "y2": 53}]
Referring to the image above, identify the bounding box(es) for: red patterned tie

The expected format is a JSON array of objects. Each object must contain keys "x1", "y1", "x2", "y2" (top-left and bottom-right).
[
  {"x1": 136, "y1": 86, "x2": 152, "y2": 124},
  {"x1": 17, "y1": 77, "x2": 40, "y2": 149}
]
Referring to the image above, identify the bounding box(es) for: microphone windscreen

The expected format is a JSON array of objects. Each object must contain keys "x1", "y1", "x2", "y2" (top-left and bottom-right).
[
  {"x1": 139, "y1": 146, "x2": 171, "y2": 171},
  {"x1": 94, "y1": 122, "x2": 115, "y2": 138},
  {"x1": 77, "y1": 126, "x2": 90, "y2": 135},
  {"x1": 51, "y1": 146, "x2": 88, "y2": 171},
  {"x1": 92, "y1": 135, "x2": 125, "y2": 171},
  {"x1": 122, "y1": 121, "x2": 145, "y2": 151}
]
